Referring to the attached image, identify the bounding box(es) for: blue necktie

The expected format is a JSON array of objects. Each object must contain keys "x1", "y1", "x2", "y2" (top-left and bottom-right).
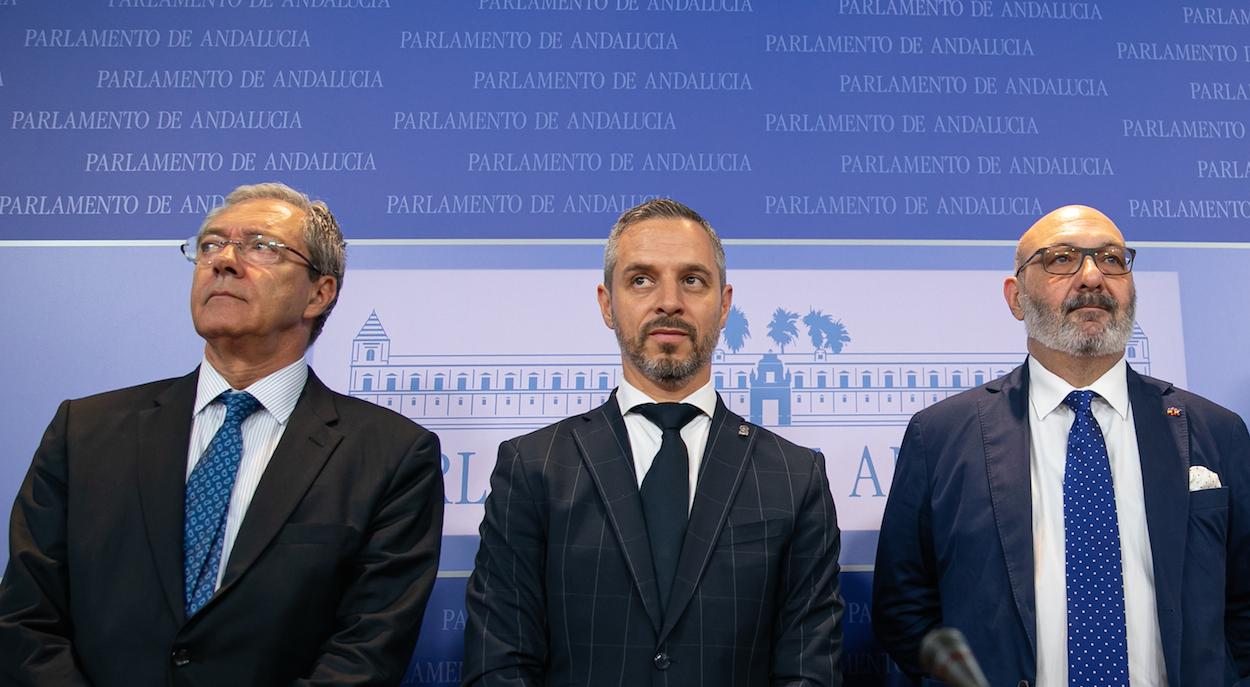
[
  {"x1": 183, "y1": 390, "x2": 261, "y2": 616},
  {"x1": 634, "y1": 402, "x2": 702, "y2": 613},
  {"x1": 1063, "y1": 390, "x2": 1129, "y2": 686}
]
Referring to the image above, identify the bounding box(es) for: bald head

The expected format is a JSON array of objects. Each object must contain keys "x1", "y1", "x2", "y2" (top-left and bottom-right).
[
  {"x1": 1005, "y1": 203, "x2": 1137, "y2": 382},
  {"x1": 1015, "y1": 205, "x2": 1125, "y2": 270}
]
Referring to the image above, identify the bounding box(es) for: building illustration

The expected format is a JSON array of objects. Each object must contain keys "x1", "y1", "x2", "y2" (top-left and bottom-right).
[{"x1": 348, "y1": 311, "x2": 1153, "y2": 431}]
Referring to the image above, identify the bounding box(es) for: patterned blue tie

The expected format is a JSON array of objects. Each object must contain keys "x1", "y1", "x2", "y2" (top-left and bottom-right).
[
  {"x1": 1062, "y1": 390, "x2": 1129, "y2": 686},
  {"x1": 183, "y1": 390, "x2": 261, "y2": 616}
]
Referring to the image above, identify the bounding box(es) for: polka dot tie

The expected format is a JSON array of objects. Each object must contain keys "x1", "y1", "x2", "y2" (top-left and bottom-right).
[
  {"x1": 1062, "y1": 390, "x2": 1129, "y2": 686},
  {"x1": 634, "y1": 402, "x2": 702, "y2": 613},
  {"x1": 183, "y1": 391, "x2": 261, "y2": 616}
]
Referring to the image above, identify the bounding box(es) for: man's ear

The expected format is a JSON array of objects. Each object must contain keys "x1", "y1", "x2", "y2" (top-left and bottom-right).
[
  {"x1": 1003, "y1": 276, "x2": 1025, "y2": 322},
  {"x1": 719, "y1": 283, "x2": 733, "y2": 329},
  {"x1": 597, "y1": 284, "x2": 614, "y2": 329},
  {"x1": 305, "y1": 275, "x2": 338, "y2": 320}
]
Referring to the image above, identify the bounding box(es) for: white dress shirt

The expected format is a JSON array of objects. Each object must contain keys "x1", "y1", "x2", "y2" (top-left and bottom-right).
[
  {"x1": 616, "y1": 378, "x2": 717, "y2": 512},
  {"x1": 1028, "y1": 356, "x2": 1166, "y2": 686},
  {"x1": 186, "y1": 356, "x2": 308, "y2": 589}
]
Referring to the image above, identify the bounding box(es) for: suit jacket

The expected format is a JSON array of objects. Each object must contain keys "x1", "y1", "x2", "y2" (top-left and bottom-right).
[
  {"x1": 463, "y1": 394, "x2": 844, "y2": 686},
  {"x1": 872, "y1": 362, "x2": 1250, "y2": 687},
  {"x1": 0, "y1": 368, "x2": 445, "y2": 687}
]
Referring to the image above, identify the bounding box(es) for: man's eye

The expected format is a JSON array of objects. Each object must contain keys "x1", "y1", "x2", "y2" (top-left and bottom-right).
[
  {"x1": 684, "y1": 275, "x2": 705, "y2": 286},
  {"x1": 248, "y1": 239, "x2": 276, "y2": 253},
  {"x1": 631, "y1": 275, "x2": 652, "y2": 287},
  {"x1": 1101, "y1": 253, "x2": 1124, "y2": 266},
  {"x1": 199, "y1": 239, "x2": 223, "y2": 254}
]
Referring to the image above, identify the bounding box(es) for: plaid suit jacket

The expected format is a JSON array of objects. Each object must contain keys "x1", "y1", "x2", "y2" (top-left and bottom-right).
[{"x1": 464, "y1": 393, "x2": 844, "y2": 686}]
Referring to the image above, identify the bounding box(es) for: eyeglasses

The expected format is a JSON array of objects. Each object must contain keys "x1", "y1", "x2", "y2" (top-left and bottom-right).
[
  {"x1": 181, "y1": 233, "x2": 318, "y2": 273},
  {"x1": 1015, "y1": 244, "x2": 1136, "y2": 277}
]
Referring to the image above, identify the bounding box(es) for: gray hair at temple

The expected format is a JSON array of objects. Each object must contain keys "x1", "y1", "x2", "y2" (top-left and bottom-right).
[
  {"x1": 201, "y1": 182, "x2": 347, "y2": 344},
  {"x1": 602, "y1": 198, "x2": 726, "y2": 290}
]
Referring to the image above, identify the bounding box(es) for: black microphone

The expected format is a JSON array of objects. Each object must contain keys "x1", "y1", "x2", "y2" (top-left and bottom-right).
[{"x1": 919, "y1": 627, "x2": 990, "y2": 687}]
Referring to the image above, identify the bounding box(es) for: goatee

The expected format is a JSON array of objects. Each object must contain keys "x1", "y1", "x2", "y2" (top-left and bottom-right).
[
  {"x1": 1019, "y1": 288, "x2": 1136, "y2": 357},
  {"x1": 616, "y1": 314, "x2": 717, "y2": 389}
]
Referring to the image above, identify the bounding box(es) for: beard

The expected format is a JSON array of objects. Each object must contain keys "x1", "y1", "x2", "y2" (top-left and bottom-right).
[
  {"x1": 616, "y1": 314, "x2": 718, "y2": 389},
  {"x1": 1019, "y1": 287, "x2": 1136, "y2": 358}
]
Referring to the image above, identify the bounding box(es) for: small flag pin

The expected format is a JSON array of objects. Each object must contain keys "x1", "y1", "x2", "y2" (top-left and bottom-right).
[
  {"x1": 738, "y1": 424, "x2": 750, "y2": 437},
  {"x1": 1166, "y1": 406, "x2": 1182, "y2": 417}
]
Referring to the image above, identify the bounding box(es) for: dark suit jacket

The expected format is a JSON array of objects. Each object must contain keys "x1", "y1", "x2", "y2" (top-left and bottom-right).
[
  {"x1": 0, "y1": 368, "x2": 445, "y2": 687},
  {"x1": 462, "y1": 394, "x2": 844, "y2": 687},
  {"x1": 872, "y1": 362, "x2": 1250, "y2": 687}
]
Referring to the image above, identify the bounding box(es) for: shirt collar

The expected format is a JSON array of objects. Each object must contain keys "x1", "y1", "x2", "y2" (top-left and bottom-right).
[
  {"x1": 1027, "y1": 355, "x2": 1130, "y2": 421},
  {"x1": 194, "y1": 356, "x2": 309, "y2": 424},
  {"x1": 617, "y1": 376, "x2": 717, "y2": 420}
]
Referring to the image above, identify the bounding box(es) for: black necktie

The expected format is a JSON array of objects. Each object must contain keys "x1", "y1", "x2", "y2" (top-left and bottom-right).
[{"x1": 633, "y1": 402, "x2": 702, "y2": 612}]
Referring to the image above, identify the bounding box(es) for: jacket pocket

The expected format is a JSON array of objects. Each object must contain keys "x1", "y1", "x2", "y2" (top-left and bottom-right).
[
  {"x1": 716, "y1": 518, "x2": 787, "y2": 547},
  {"x1": 1189, "y1": 485, "x2": 1229, "y2": 511}
]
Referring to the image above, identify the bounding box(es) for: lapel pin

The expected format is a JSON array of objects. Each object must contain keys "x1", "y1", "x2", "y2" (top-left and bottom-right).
[
  {"x1": 738, "y1": 424, "x2": 750, "y2": 437},
  {"x1": 1166, "y1": 406, "x2": 1182, "y2": 417}
]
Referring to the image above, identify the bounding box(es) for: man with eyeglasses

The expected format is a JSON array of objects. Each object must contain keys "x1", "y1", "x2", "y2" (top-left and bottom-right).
[
  {"x1": 0, "y1": 183, "x2": 445, "y2": 687},
  {"x1": 873, "y1": 205, "x2": 1250, "y2": 687}
]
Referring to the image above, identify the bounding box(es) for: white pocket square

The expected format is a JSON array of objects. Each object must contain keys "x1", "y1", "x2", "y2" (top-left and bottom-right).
[{"x1": 1189, "y1": 465, "x2": 1222, "y2": 491}]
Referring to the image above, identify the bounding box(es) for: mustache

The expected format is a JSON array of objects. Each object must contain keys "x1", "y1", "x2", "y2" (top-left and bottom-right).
[
  {"x1": 643, "y1": 316, "x2": 696, "y2": 337},
  {"x1": 1063, "y1": 292, "x2": 1118, "y2": 314}
]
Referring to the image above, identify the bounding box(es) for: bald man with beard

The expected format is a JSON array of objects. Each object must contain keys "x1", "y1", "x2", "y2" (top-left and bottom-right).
[{"x1": 872, "y1": 206, "x2": 1250, "y2": 687}]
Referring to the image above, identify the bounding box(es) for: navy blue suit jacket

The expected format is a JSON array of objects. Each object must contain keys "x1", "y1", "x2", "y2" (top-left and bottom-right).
[
  {"x1": 463, "y1": 394, "x2": 844, "y2": 687},
  {"x1": 872, "y1": 362, "x2": 1250, "y2": 687}
]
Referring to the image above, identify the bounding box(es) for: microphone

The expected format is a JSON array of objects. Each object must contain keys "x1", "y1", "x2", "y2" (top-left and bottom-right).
[{"x1": 919, "y1": 627, "x2": 990, "y2": 687}]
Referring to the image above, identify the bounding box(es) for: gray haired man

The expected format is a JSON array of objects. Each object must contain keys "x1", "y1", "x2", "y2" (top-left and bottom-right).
[{"x1": 0, "y1": 183, "x2": 445, "y2": 687}]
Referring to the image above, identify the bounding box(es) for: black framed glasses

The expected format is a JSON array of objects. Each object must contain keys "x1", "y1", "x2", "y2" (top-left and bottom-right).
[
  {"x1": 1015, "y1": 244, "x2": 1136, "y2": 277},
  {"x1": 181, "y1": 233, "x2": 319, "y2": 273}
]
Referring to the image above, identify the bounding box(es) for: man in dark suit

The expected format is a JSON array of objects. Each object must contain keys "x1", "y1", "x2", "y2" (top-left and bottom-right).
[
  {"x1": 0, "y1": 183, "x2": 444, "y2": 686},
  {"x1": 463, "y1": 199, "x2": 844, "y2": 686},
  {"x1": 873, "y1": 205, "x2": 1250, "y2": 686}
]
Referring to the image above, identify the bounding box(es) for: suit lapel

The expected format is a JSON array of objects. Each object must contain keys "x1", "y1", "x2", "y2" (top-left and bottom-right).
[
  {"x1": 659, "y1": 398, "x2": 754, "y2": 642},
  {"x1": 134, "y1": 370, "x2": 200, "y2": 625},
  {"x1": 572, "y1": 395, "x2": 664, "y2": 632},
  {"x1": 1128, "y1": 369, "x2": 1187, "y2": 686},
  {"x1": 218, "y1": 371, "x2": 343, "y2": 592},
  {"x1": 979, "y1": 364, "x2": 1038, "y2": 657}
]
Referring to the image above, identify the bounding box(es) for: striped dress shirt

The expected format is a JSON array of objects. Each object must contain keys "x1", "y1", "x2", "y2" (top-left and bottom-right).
[{"x1": 186, "y1": 357, "x2": 307, "y2": 589}]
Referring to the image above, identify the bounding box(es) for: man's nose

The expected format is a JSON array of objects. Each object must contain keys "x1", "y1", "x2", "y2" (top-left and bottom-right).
[
  {"x1": 1075, "y1": 253, "x2": 1105, "y2": 288},
  {"x1": 655, "y1": 278, "x2": 684, "y2": 313},
  {"x1": 211, "y1": 241, "x2": 244, "y2": 274}
]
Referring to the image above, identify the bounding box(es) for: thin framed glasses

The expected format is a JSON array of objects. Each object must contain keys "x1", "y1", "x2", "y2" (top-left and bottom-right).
[
  {"x1": 1015, "y1": 244, "x2": 1136, "y2": 277},
  {"x1": 181, "y1": 233, "x2": 319, "y2": 273}
]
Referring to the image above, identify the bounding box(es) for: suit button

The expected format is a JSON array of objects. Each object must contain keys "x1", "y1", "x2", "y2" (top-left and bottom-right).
[
  {"x1": 1017, "y1": 682, "x2": 1030, "y2": 687},
  {"x1": 653, "y1": 652, "x2": 670, "y2": 670},
  {"x1": 171, "y1": 648, "x2": 191, "y2": 667}
]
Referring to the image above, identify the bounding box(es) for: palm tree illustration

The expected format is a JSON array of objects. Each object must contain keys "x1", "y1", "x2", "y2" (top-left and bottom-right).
[
  {"x1": 823, "y1": 318, "x2": 852, "y2": 353},
  {"x1": 766, "y1": 308, "x2": 799, "y2": 353},
  {"x1": 803, "y1": 309, "x2": 852, "y2": 353},
  {"x1": 722, "y1": 305, "x2": 750, "y2": 353},
  {"x1": 803, "y1": 309, "x2": 832, "y2": 350}
]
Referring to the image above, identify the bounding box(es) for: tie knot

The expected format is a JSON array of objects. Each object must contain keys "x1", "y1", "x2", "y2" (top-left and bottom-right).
[
  {"x1": 219, "y1": 391, "x2": 262, "y2": 424},
  {"x1": 634, "y1": 402, "x2": 702, "y2": 432},
  {"x1": 1063, "y1": 389, "x2": 1098, "y2": 415}
]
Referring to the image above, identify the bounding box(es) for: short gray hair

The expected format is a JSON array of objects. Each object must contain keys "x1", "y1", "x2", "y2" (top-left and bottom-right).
[
  {"x1": 201, "y1": 182, "x2": 346, "y2": 344},
  {"x1": 603, "y1": 198, "x2": 725, "y2": 290}
]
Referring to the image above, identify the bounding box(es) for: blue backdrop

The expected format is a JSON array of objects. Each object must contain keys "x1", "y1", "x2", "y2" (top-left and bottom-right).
[{"x1": 2, "y1": 2, "x2": 1249, "y2": 685}]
